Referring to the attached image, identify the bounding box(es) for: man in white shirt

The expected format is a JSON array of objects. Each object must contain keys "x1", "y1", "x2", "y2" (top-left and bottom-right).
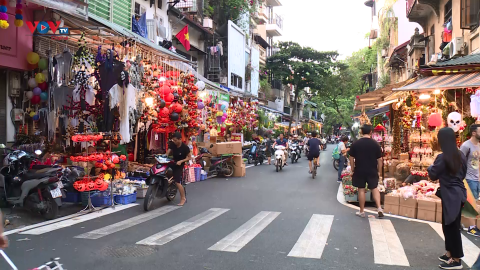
[{"x1": 337, "y1": 136, "x2": 349, "y2": 183}]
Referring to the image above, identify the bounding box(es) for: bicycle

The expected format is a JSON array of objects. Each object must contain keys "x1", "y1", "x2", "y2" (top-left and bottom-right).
[{"x1": 312, "y1": 157, "x2": 319, "y2": 179}]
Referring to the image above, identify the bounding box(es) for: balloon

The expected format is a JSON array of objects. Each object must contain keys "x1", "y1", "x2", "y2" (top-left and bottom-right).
[
  {"x1": 28, "y1": 78, "x2": 37, "y2": 88},
  {"x1": 173, "y1": 103, "x2": 183, "y2": 113},
  {"x1": 35, "y1": 73, "x2": 45, "y2": 83},
  {"x1": 42, "y1": 70, "x2": 48, "y2": 82},
  {"x1": 29, "y1": 111, "x2": 35, "y2": 117},
  {"x1": 159, "y1": 85, "x2": 172, "y2": 95},
  {"x1": 31, "y1": 95, "x2": 40, "y2": 104},
  {"x1": 216, "y1": 116, "x2": 223, "y2": 124},
  {"x1": 38, "y1": 82, "x2": 48, "y2": 91},
  {"x1": 40, "y1": 92, "x2": 48, "y2": 101},
  {"x1": 165, "y1": 93, "x2": 174, "y2": 102},
  {"x1": 195, "y1": 81, "x2": 205, "y2": 91},
  {"x1": 160, "y1": 107, "x2": 170, "y2": 118},
  {"x1": 25, "y1": 91, "x2": 33, "y2": 100},
  {"x1": 221, "y1": 104, "x2": 226, "y2": 110},
  {"x1": 38, "y1": 59, "x2": 47, "y2": 70},
  {"x1": 197, "y1": 101, "x2": 205, "y2": 110},
  {"x1": 32, "y1": 87, "x2": 41, "y2": 96},
  {"x1": 158, "y1": 99, "x2": 166, "y2": 108},
  {"x1": 33, "y1": 114, "x2": 40, "y2": 121},
  {"x1": 170, "y1": 112, "x2": 179, "y2": 121},
  {"x1": 27, "y1": 52, "x2": 40, "y2": 65},
  {"x1": 221, "y1": 115, "x2": 227, "y2": 121},
  {"x1": 216, "y1": 111, "x2": 223, "y2": 117}
]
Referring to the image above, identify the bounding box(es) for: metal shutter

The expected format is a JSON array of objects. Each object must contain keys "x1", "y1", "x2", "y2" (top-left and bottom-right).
[
  {"x1": 88, "y1": 0, "x2": 111, "y2": 21},
  {"x1": 0, "y1": 70, "x2": 6, "y2": 144},
  {"x1": 113, "y1": 0, "x2": 132, "y2": 30}
]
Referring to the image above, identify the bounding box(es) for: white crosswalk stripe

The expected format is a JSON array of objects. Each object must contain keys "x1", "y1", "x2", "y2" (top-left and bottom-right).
[
  {"x1": 19, "y1": 204, "x2": 138, "y2": 235},
  {"x1": 429, "y1": 222, "x2": 480, "y2": 267},
  {"x1": 369, "y1": 219, "x2": 409, "y2": 266},
  {"x1": 136, "y1": 208, "x2": 229, "y2": 246},
  {"x1": 74, "y1": 206, "x2": 181, "y2": 239},
  {"x1": 209, "y1": 211, "x2": 280, "y2": 252},
  {"x1": 288, "y1": 214, "x2": 333, "y2": 259}
]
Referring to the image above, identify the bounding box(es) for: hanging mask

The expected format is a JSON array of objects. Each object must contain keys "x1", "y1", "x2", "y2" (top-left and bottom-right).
[{"x1": 447, "y1": 112, "x2": 462, "y2": 132}]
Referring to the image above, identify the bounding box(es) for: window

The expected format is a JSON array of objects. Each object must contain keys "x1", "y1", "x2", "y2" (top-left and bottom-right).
[
  {"x1": 444, "y1": 0, "x2": 452, "y2": 23},
  {"x1": 231, "y1": 73, "x2": 243, "y2": 89},
  {"x1": 461, "y1": 0, "x2": 480, "y2": 29},
  {"x1": 158, "y1": 0, "x2": 162, "y2": 9},
  {"x1": 428, "y1": 25, "x2": 435, "y2": 62},
  {"x1": 134, "y1": 2, "x2": 146, "y2": 16}
]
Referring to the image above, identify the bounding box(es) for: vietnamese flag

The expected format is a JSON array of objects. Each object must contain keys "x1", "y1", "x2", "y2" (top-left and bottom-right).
[{"x1": 175, "y1": 25, "x2": 190, "y2": 51}]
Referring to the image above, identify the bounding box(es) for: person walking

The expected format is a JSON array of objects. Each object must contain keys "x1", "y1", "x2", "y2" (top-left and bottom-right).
[
  {"x1": 0, "y1": 211, "x2": 7, "y2": 249},
  {"x1": 428, "y1": 127, "x2": 467, "y2": 269},
  {"x1": 337, "y1": 136, "x2": 349, "y2": 183},
  {"x1": 265, "y1": 135, "x2": 274, "y2": 165},
  {"x1": 348, "y1": 125, "x2": 384, "y2": 218},
  {"x1": 460, "y1": 124, "x2": 480, "y2": 200}
]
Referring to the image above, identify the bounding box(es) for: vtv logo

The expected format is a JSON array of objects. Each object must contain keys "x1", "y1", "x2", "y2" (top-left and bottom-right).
[{"x1": 26, "y1": 21, "x2": 69, "y2": 35}]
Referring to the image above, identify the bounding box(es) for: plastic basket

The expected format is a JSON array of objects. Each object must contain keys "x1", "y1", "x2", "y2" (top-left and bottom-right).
[
  {"x1": 200, "y1": 174, "x2": 206, "y2": 181},
  {"x1": 114, "y1": 192, "x2": 137, "y2": 205},
  {"x1": 194, "y1": 167, "x2": 201, "y2": 182},
  {"x1": 90, "y1": 193, "x2": 112, "y2": 207},
  {"x1": 62, "y1": 191, "x2": 81, "y2": 203},
  {"x1": 81, "y1": 191, "x2": 98, "y2": 206}
]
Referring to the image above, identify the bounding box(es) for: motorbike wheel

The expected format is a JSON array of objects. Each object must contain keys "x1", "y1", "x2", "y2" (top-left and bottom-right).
[
  {"x1": 276, "y1": 162, "x2": 279, "y2": 172},
  {"x1": 333, "y1": 159, "x2": 339, "y2": 171},
  {"x1": 291, "y1": 155, "x2": 295, "y2": 164},
  {"x1": 247, "y1": 157, "x2": 253, "y2": 164},
  {"x1": 254, "y1": 159, "x2": 258, "y2": 166},
  {"x1": 40, "y1": 192, "x2": 58, "y2": 220},
  {"x1": 259, "y1": 158, "x2": 264, "y2": 165},
  {"x1": 223, "y1": 163, "x2": 234, "y2": 177},
  {"x1": 144, "y1": 185, "x2": 158, "y2": 211},
  {"x1": 166, "y1": 185, "x2": 178, "y2": 201}
]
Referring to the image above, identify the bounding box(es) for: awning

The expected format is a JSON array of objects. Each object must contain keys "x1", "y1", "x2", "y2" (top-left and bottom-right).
[
  {"x1": 394, "y1": 72, "x2": 480, "y2": 91},
  {"x1": 164, "y1": 60, "x2": 228, "y2": 93},
  {"x1": 352, "y1": 106, "x2": 389, "y2": 118},
  {"x1": 355, "y1": 78, "x2": 416, "y2": 110},
  {"x1": 254, "y1": 34, "x2": 270, "y2": 49},
  {"x1": 259, "y1": 105, "x2": 286, "y2": 115}
]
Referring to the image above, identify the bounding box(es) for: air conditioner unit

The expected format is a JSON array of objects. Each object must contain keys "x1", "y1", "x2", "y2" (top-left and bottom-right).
[
  {"x1": 449, "y1": 37, "x2": 464, "y2": 58},
  {"x1": 203, "y1": 18, "x2": 213, "y2": 29}
]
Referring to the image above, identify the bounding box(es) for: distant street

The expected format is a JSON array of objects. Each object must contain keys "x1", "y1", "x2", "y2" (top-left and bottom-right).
[{"x1": 2, "y1": 148, "x2": 478, "y2": 270}]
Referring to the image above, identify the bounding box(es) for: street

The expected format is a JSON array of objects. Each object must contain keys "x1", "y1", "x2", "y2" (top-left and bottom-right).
[{"x1": 2, "y1": 148, "x2": 479, "y2": 270}]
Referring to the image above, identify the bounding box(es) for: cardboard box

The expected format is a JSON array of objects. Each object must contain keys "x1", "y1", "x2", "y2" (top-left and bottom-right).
[
  {"x1": 399, "y1": 153, "x2": 409, "y2": 161},
  {"x1": 461, "y1": 216, "x2": 477, "y2": 228},
  {"x1": 436, "y1": 211, "x2": 442, "y2": 223},
  {"x1": 210, "y1": 136, "x2": 217, "y2": 143},
  {"x1": 384, "y1": 204, "x2": 400, "y2": 215},
  {"x1": 232, "y1": 155, "x2": 243, "y2": 168},
  {"x1": 384, "y1": 194, "x2": 400, "y2": 205},
  {"x1": 417, "y1": 209, "x2": 436, "y2": 222},
  {"x1": 477, "y1": 218, "x2": 480, "y2": 228},
  {"x1": 233, "y1": 163, "x2": 246, "y2": 177},
  {"x1": 215, "y1": 142, "x2": 243, "y2": 155},
  {"x1": 399, "y1": 205, "x2": 417, "y2": 218},
  {"x1": 400, "y1": 197, "x2": 417, "y2": 208},
  {"x1": 417, "y1": 199, "x2": 437, "y2": 212}
]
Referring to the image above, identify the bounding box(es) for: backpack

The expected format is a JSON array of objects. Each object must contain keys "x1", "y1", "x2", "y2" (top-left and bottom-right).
[{"x1": 332, "y1": 144, "x2": 340, "y2": 159}]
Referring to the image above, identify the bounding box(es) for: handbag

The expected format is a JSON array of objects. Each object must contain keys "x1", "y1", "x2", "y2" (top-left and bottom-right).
[{"x1": 435, "y1": 187, "x2": 442, "y2": 199}]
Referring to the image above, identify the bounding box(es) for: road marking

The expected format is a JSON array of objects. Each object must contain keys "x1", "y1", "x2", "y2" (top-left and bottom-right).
[
  {"x1": 208, "y1": 211, "x2": 280, "y2": 252},
  {"x1": 288, "y1": 214, "x2": 334, "y2": 259},
  {"x1": 136, "y1": 208, "x2": 229, "y2": 246},
  {"x1": 369, "y1": 219, "x2": 409, "y2": 266},
  {"x1": 4, "y1": 212, "x2": 91, "y2": 236},
  {"x1": 18, "y1": 204, "x2": 138, "y2": 235},
  {"x1": 74, "y1": 206, "x2": 181, "y2": 239},
  {"x1": 430, "y1": 222, "x2": 480, "y2": 267}
]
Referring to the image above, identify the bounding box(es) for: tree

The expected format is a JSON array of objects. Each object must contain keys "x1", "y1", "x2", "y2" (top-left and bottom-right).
[{"x1": 266, "y1": 41, "x2": 338, "y2": 133}]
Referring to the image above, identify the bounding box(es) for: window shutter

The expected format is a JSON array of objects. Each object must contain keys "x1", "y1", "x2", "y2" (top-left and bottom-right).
[
  {"x1": 461, "y1": 0, "x2": 480, "y2": 29},
  {"x1": 88, "y1": 0, "x2": 112, "y2": 21},
  {"x1": 113, "y1": 0, "x2": 132, "y2": 30},
  {"x1": 471, "y1": 0, "x2": 480, "y2": 28}
]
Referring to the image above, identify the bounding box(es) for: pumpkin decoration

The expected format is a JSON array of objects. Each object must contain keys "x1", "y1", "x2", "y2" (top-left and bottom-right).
[{"x1": 87, "y1": 181, "x2": 96, "y2": 191}]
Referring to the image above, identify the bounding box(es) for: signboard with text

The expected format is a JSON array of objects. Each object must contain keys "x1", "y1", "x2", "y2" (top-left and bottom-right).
[{"x1": 231, "y1": 133, "x2": 244, "y2": 144}]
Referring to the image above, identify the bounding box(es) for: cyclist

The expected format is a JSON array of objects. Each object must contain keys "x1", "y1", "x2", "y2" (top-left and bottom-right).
[
  {"x1": 307, "y1": 131, "x2": 321, "y2": 174},
  {"x1": 165, "y1": 132, "x2": 190, "y2": 206}
]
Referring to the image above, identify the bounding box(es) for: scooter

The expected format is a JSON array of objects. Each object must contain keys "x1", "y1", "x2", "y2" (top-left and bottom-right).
[
  {"x1": 195, "y1": 147, "x2": 235, "y2": 177},
  {"x1": 144, "y1": 155, "x2": 180, "y2": 211},
  {"x1": 321, "y1": 138, "x2": 327, "y2": 151},
  {"x1": 0, "y1": 149, "x2": 64, "y2": 220},
  {"x1": 289, "y1": 143, "x2": 299, "y2": 163},
  {"x1": 252, "y1": 143, "x2": 266, "y2": 166},
  {"x1": 274, "y1": 145, "x2": 286, "y2": 172}
]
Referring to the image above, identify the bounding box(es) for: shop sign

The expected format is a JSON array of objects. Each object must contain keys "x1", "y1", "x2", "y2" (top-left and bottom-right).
[
  {"x1": 27, "y1": 21, "x2": 70, "y2": 40},
  {"x1": 231, "y1": 133, "x2": 244, "y2": 144}
]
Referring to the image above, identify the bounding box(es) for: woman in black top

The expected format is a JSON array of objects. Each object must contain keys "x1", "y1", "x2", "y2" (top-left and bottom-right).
[{"x1": 428, "y1": 127, "x2": 467, "y2": 269}]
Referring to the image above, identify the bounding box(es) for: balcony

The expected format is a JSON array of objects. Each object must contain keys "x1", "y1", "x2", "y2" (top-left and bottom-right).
[
  {"x1": 170, "y1": 0, "x2": 198, "y2": 13},
  {"x1": 271, "y1": 78, "x2": 282, "y2": 90},
  {"x1": 266, "y1": 14, "x2": 283, "y2": 36},
  {"x1": 406, "y1": 0, "x2": 439, "y2": 27},
  {"x1": 256, "y1": 5, "x2": 268, "y2": 24},
  {"x1": 266, "y1": 0, "x2": 282, "y2": 7},
  {"x1": 259, "y1": 46, "x2": 267, "y2": 66}
]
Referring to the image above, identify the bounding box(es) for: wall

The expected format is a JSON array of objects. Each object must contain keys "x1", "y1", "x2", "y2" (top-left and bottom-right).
[
  {"x1": 251, "y1": 46, "x2": 260, "y2": 97},
  {"x1": 135, "y1": 0, "x2": 169, "y2": 42},
  {"x1": 0, "y1": 6, "x2": 33, "y2": 70},
  {"x1": 393, "y1": 0, "x2": 422, "y2": 44},
  {"x1": 227, "y1": 21, "x2": 246, "y2": 92}
]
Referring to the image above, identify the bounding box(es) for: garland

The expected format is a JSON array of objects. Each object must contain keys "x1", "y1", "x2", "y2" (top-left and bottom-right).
[{"x1": 0, "y1": 0, "x2": 8, "y2": 29}]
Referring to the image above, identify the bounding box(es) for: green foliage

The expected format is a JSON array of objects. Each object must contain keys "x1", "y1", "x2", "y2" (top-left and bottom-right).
[
  {"x1": 259, "y1": 78, "x2": 272, "y2": 96},
  {"x1": 205, "y1": 0, "x2": 261, "y2": 27},
  {"x1": 378, "y1": 73, "x2": 391, "y2": 88}
]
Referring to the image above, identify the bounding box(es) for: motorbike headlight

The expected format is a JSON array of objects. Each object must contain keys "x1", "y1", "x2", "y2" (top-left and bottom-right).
[{"x1": 13, "y1": 176, "x2": 20, "y2": 182}]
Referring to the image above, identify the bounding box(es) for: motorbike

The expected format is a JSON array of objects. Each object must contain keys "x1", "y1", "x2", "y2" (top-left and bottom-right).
[
  {"x1": 0, "y1": 149, "x2": 64, "y2": 220},
  {"x1": 195, "y1": 147, "x2": 235, "y2": 177},
  {"x1": 251, "y1": 143, "x2": 266, "y2": 166},
  {"x1": 332, "y1": 142, "x2": 351, "y2": 171},
  {"x1": 144, "y1": 155, "x2": 180, "y2": 211},
  {"x1": 274, "y1": 145, "x2": 286, "y2": 172},
  {"x1": 321, "y1": 138, "x2": 327, "y2": 151},
  {"x1": 289, "y1": 143, "x2": 300, "y2": 163}
]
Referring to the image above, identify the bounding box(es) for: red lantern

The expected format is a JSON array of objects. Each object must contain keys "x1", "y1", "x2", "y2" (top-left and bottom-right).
[
  {"x1": 109, "y1": 163, "x2": 115, "y2": 169},
  {"x1": 160, "y1": 107, "x2": 170, "y2": 117},
  {"x1": 120, "y1": 155, "x2": 127, "y2": 161},
  {"x1": 113, "y1": 157, "x2": 120, "y2": 164},
  {"x1": 173, "y1": 103, "x2": 183, "y2": 113},
  {"x1": 102, "y1": 164, "x2": 108, "y2": 171},
  {"x1": 165, "y1": 93, "x2": 174, "y2": 103}
]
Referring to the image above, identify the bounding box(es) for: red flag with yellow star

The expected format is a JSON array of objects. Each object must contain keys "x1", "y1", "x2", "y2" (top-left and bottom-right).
[{"x1": 175, "y1": 25, "x2": 190, "y2": 51}]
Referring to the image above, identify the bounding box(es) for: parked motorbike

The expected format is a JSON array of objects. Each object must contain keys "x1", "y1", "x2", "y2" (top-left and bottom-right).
[
  {"x1": 195, "y1": 147, "x2": 235, "y2": 177},
  {"x1": 249, "y1": 142, "x2": 266, "y2": 166},
  {"x1": 0, "y1": 149, "x2": 64, "y2": 220},
  {"x1": 274, "y1": 145, "x2": 286, "y2": 172},
  {"x1": 144, "y1": 155, "x2": 180, "y2": 211},
  {"x1": 289, "y1": 143, "x2": 300, "y2": 163}
]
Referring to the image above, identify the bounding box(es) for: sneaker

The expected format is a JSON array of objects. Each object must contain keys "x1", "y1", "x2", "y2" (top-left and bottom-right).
[
  {"x1": 355, "y1": 212, "x2": 365, "y2": 218},
  {"x1": 378, "y1": 208, "x2": 384, "y2": 218},
  {"x1": 439, "y1": 259, "x2": 463, "y2": 269},
  {"x1": 467, "y1": 226, "x2": 480, "y2": 237},
  {"x1": 337, "y1": 180, "x2": 342, "y2": 183},
  {"x1": 439, "y1": 254, "x2": 450, "y2": 263}
]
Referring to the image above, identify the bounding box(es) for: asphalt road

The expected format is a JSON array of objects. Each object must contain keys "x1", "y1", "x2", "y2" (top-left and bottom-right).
[{"x1": 2, "y1": 147, "x2": 479, "y2": 270}]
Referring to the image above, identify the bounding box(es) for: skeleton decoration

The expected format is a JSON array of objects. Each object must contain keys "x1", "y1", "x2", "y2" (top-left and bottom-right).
[{"x1": 447, "y1": 112, "x2": 462, "y2": 132}]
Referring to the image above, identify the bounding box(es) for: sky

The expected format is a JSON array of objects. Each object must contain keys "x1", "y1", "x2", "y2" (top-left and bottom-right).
[{"x1": 275, "y1": 0, "x2": 373, "y2": 59}]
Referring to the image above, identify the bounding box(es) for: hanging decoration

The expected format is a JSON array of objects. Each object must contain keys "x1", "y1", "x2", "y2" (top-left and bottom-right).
[
  {"x1": 447, "y1": 112, "x2": 463, "y2": 132},
  {"x1": 14, "y1": 0, "x2": 22, "y2": 27},
  {"x1": 0, "y1": 0, "x2": 9, "y2": 29}
]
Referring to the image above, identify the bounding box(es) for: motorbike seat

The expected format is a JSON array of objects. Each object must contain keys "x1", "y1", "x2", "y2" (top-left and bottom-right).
[{"x1": 210, "y1": 157, "x2": 222, "y2": 163}]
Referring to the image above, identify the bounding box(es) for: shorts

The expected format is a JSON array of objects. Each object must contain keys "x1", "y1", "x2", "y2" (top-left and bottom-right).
[
  {"x1": 172, "y1": 166, "x2": 183, "y2": 183},
  {"x1": 467, "y1": 179, "x2": 480, "y2": 200},
  {"x1": 266, "y1": 150, "x2": 272, "y2": 158},
  {"x1": 352, "y1": 175, "x2": 378, "y2": 189},
  {"x1": 307, "y1": 152, "x2": 319, "y2": 161}
]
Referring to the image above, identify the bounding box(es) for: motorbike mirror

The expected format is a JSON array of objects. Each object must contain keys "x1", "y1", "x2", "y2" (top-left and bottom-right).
[{"x1": 35, "y1": 149, "x2": 43, "y2": 156}]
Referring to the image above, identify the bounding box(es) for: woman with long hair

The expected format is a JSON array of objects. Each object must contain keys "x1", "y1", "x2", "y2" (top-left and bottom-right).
[{"x1": 428, "y1": 127, "x2": 467, "y2": 269}]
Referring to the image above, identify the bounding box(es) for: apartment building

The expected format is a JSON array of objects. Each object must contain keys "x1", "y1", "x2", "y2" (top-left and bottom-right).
[{"x1": 253, "y1": 0, "x2": 282, "y2": 67}]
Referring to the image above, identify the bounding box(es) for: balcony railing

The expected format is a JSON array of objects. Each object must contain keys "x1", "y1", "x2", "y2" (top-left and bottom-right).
[
  {"x1": 170, "y1": 0, "x2": 197, "y2": 13},
  {"x1": 270, "y1": 14, "x2": 283, "y2": 29},
  {"x1": 271, "y1": 79, "x2": 282, "y2": 90}
]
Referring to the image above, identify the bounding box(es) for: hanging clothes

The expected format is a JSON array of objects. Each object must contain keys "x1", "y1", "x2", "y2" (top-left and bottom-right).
[
  {"x1": 98, "y1": 60, "x2": 125, "y2": 132},
  {"x1": 54, "y1": 49, "x2": 73, "y2": 86},
  {"x1": 132, "y1": 13, "x2": 148, "y2": 38},
  {"x1": 108, "y1": 82, "x2": 137, "y2": 144}
]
